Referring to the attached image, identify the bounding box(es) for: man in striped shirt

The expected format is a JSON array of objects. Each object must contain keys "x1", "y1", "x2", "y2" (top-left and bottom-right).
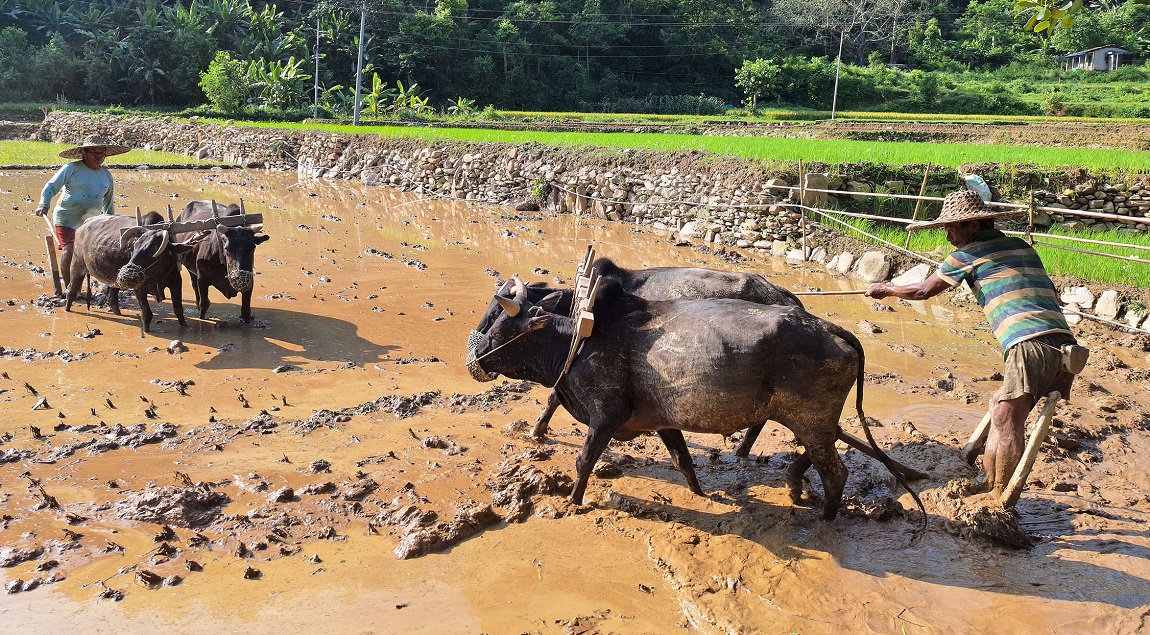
[{"x1": 866, "y1": 190, "x2": 1078, "y2": 503}]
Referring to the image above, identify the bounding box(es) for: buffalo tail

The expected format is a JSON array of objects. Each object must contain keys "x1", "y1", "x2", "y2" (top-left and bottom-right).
[{"x1": 838, "y1": 326, "x2": 928, "y2": 532}]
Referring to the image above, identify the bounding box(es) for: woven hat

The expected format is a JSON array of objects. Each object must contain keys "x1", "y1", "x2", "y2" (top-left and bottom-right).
[
  {"x1": 59, "y1": 135, "x2": 131, "y2": 160},
  {"x1": 907, "y1": 190, "x2": 1024, "y2": 231}
]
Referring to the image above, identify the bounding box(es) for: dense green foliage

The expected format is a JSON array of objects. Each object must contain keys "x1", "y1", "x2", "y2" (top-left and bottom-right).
[{"x1": 0, "y1": 0, "x2": 1148, "y2": 116}]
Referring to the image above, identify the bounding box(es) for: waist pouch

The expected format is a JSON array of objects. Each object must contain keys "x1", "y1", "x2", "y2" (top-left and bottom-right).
[{"x1": 1061, "y1": 344, "x2": 1090, "y2": 374}]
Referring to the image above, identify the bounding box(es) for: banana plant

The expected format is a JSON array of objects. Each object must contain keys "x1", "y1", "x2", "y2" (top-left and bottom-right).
[
  {"x1": 445, "y1": 96, "x2": 476, "y2": 116},
  {"x1": 391, "y1": 80, "x2": 426, "y2": 113},
  {"x1": 361, "y1": 72, "x2": 397, "y2": 120}
]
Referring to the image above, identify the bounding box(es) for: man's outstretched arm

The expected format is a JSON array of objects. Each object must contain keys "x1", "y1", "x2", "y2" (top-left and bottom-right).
[{"x1": 866, "y1": 272, "x2": 953, "y2": 301}]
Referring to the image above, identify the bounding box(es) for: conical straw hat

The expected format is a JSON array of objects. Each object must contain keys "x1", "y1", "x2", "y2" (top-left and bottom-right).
[
  {"x1": 59, "y1": 134, "x2": 131, "y2": 160},
  {"x1": 908, "y1": 190, "x2": 1024, "y2": 231}
]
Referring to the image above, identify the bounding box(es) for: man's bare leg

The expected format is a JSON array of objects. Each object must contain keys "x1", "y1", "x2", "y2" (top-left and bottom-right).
[
  {"x1": 986, "y1": 392, "x2": 1035, "y2": 496},
  {"x1": 60, "y1": 243, "x2": 74, "y2": 289}
]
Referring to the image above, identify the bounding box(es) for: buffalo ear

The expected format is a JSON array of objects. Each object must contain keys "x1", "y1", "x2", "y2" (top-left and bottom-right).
[
  {"x1": 255, "y1": 234, "x2": 270, "y2": 244},
  {"x1": 537, "y1": 291, "x2": 564, "y2": 313},
  {"x1": 527, "y1": 314, "x2": 551, "y2": 331}
]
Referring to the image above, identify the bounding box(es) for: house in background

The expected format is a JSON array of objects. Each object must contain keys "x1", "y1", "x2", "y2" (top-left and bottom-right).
[{"x1": 1059, "y1": 45, "x2": 1134, "y2": 72}]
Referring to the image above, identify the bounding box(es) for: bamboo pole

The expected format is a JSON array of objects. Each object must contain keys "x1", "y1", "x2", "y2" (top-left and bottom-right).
[
  {"x1": 1031, "y1": 240, "x2": 1150, "y2": 263},
  {"x1": 798, "y1": 159, "x2": 807, "y2": 258},
  {"x1": 44, "y1": 235, "x2": 62, "y2": 297},
  {"x1": 903, "y1": 163, "x2": 932, "y2": 249},
  {"x1": 1000, "y1": 391, "x2": 1060, "y2": 508},
  {"x1": 961, "y1": 407, "x2": 993, "y2": 465},
  {"x1": 1064, "y1": 308, "x2": 1150, "y2": 335},
  {"x1": 1001, "y1": 230, "x2": 1150, "y2": 252},
  {"x1": 792, "y1": 290, "x2": 868, "y2": 296},
  {"x1": 41, "y1": 215, "x2": 62, "y2": 297}
]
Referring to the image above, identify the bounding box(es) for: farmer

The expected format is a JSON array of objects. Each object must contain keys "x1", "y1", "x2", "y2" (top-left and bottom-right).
[
  {"x1": 865, "y1": 189, "x2": 1080, "y2": 502},
  {"x1": 35, "y1": 135, "x2": 131, "y2": 288}
]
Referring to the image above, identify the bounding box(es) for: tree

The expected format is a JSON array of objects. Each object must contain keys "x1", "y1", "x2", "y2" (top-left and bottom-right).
[
  {"x1": 734, "y1": 58, "x2": 780, "y2": 110},
  {"x1": 200, "y1": 50, "x2": 249, "y2": 112}
]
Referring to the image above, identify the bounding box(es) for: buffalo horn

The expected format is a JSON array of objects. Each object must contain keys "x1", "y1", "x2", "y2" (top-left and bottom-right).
[
  {"x1": 495, "y1": 295, "x2": 520, "y2": 318},
  {"x1": 216, "y1": 224, "x2": 228, "y2": 236},
  {"x1": 511, "y1": 276, "x2": 526, "y2": 298},
  {"x1": 119, "y1": 227, "x2": 145, "y2": 249},
  {"x1": 249, "y1": 223, "x2": 263, "y2": 234},
  {"x1": 153, "y1": 230, "x2": 170, "y2": 258},
  {"x1": 495, "y1": 279, "x2": 514, "y2": 296}
]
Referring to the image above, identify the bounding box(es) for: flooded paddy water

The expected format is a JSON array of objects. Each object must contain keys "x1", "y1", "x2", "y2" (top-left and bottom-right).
[{"x1": 1, "y1": 168, "x2": 1148, "y2": 634}]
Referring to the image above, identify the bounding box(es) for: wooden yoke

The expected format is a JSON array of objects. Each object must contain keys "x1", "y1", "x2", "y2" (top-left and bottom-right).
[{"x1": 118, "y1": 210, "x2": 264, "y2": 239}]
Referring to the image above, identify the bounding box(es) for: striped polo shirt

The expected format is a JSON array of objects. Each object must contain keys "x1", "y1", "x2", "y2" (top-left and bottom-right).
[{"x1": 936, "y1": 228, "x2": 1071, "y2": 353}]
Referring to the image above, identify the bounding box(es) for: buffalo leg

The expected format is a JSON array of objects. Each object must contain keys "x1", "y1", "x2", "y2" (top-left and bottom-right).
[
  {"x1": 785, "y1": 451, "x2": 813, "y2": 505},
  {"x1": 135, "y1": 287, "x2": 153, "y2": 333},
  {"x1": 64, "y1": 267, "x2": 85, "y2": 313},
  {"x1": 656, "y1": 429, "x2": 704, "y2": 496},
  {"x1": 168, "y1": 274, "x2": 186, "y2": 327},
  {"x1": 188, "y1": 271, "x2": 202, "y2": 306},
  {"x1": 196, "y1": 276, "x2": 212, "y2": 318},
  {"x1": 571, "y1": 423, "x2": 619, "y2": 505},
  {"x1": 803, "y1": 438, "x2": 847, "y2": 521},
  {"x1": 106, "y1": 287, "x2": 122, "y2": 316},
  {"x1": 240, "y1": 288, "x2": 253, "y2": 323},
  {"x1": 734, "y1": 423, "x2": 765, "y2": 458},
  {"x1": 530, "y1": 391, "x2": 563, "y2": 440}
]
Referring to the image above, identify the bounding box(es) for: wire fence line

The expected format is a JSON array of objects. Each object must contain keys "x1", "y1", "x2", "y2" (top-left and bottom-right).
[{"x1": 547, "y1": 179, "x2": 1150, "y2": 266}]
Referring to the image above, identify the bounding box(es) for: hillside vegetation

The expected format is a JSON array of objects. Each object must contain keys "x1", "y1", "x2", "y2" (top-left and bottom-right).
[{"x1": 2, "y1": 0, "x2": 1149, "y2": 119}]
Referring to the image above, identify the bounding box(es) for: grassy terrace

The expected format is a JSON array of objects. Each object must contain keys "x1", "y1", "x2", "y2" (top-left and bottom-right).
[
  {"x1": 230, "y1": 120, "x2": 1150, "y2": 172},
  {"x1": 0, "y1": 141, "x2": 225, "y2": 167}
]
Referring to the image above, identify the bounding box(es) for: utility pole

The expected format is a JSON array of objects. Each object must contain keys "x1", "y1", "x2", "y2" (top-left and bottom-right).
[
  {"x1": 830, "y1": 29, "x2": 844, "y2": 121},
  {"x1": 353, "y1": 0, "x2": 366, "y2": 126},
  {"x1": 313, "y1": 18, "x2": 320, "y2": 118}
]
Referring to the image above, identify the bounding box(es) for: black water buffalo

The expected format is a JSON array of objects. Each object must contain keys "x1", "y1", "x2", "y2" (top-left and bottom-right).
[
  {"x1": 469, "y1": 258, "x2": 804, "y2": 445},
  {"x1": 65, "y1": 213, "x2": 192, "y2": 333},
  {"x1": 470, "y1": 278, "x2": 919, "y2": 520},
  {"x1": 175, "y1": 201, "x2": 269, "y2": 322}
]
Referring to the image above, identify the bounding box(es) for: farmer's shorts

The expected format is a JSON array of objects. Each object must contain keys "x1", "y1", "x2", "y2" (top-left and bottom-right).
[
  {"x1": 54, "y1": 226, "x2": 76, "y2": 249},
  {"x1": 1000, "y1": 333, "x2": 1077, "y2": 403}
]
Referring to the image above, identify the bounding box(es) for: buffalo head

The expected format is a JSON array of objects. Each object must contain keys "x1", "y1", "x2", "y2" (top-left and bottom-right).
[
  {"x1": 116, "y1": 228, "x2": 197, "y2": 288},
  {"x1": 215, "y1": 224, "x2": 270, "y2": 292},
  {"x1": 467, "y1": 277, "x2": 564, "y2": 383}
]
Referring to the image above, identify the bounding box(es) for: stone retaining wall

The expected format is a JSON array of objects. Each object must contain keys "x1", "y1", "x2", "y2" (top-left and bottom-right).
[{"x1": 35, "y1": 111, "x2": 1149, "y2": 332}]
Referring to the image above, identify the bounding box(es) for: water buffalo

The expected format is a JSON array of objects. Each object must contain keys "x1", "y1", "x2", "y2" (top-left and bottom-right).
[
  {"x1": 65, "y1": 213, "x2": 192, "y2": 333},
  {"x1": 469, "y1": 258, "x2": 804, "y2": 444},
  {"x1": 470, "y1": 278, "x2": 921, "y2": 520},
  {"x1": 174, "y1": 201, "x2": 269, "y2": 322},
  {"x1": 466, "y1": 259, "x2": 925, "y2": 481}
]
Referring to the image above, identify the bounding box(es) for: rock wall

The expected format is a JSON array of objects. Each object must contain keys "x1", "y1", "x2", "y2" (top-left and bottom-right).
[{"x1": 36, "y1": 111, "x2": 1150, "y2": 331}]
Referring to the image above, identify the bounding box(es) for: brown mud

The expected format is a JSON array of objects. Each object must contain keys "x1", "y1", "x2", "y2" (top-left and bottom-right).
[{"x1": 1, "y1": 168, "x2": 1149, "y2": 634}]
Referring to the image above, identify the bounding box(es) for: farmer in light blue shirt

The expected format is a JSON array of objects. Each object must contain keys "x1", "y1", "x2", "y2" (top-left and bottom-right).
[{"x1": 35, "y1": 135, "x2": 130, "y2": 288}]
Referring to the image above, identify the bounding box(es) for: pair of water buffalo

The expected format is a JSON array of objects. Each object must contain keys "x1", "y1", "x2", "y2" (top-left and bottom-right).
[
  {"x1": 64, "y1": 200, "x2": 269, "y2": 332},
  {"x1": 468, "y1": 258, "x2": 924, "y2": 521}
]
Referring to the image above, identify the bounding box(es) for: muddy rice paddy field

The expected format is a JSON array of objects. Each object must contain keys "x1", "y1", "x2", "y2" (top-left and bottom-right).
[{"x1": 0, "y1": 168, "x2": 1148, "y2": 634}]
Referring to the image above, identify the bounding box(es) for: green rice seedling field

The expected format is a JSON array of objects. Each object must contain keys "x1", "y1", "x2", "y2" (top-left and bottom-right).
[
  {"x1": 233, "y1": 120, "x2": 1150, "y2": 172},
  {"x1": 0, "y1": 141, "x2": 224, "y2": 167}
]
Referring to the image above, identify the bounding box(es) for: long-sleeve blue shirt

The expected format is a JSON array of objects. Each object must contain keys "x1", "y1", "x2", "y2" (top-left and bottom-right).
[{"x1": 38, "y1": 161, "x2": 115, "y2": 228}]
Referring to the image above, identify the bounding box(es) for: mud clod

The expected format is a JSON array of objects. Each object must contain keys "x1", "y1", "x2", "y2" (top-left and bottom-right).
[{"x1": 112, "y1": 485, "x2": 231, "y2": 529}]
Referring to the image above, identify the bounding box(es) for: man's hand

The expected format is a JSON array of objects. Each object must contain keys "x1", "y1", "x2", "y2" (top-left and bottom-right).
[
  {"x1": 865, "y1": 283, "x2": 890, "y2": 299},
  {"x1": 35, "y1": 206, "x2": 48, "y2": 217}
]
